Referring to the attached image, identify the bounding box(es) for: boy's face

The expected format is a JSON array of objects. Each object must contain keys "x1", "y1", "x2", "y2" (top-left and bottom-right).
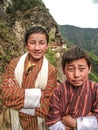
[
  {"x1": 63, "y1": 58, "x2": 92, "y2": 87},
  {"x1": 26, "y1": 33, "x2": 48, "y2": 60}
]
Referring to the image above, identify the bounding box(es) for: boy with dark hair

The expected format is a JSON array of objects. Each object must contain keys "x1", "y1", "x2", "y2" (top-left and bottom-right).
[
  {"x1": 1, "y1": 25, "x2": 57, "y2": 130},
  {"x1": 46, "y1": 46, "x2": 98, "y2": 130}
]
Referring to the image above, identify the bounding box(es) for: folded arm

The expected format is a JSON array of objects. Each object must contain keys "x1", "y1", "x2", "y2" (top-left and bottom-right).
[
  {"x1": 62, "y1": 114, "x2": 98, "y2": 130},
  {"x1": 1, "y1": 58, "x2": 41, "y2": 111}
]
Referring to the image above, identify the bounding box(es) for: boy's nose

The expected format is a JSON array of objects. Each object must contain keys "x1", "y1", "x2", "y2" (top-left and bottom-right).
[
  {"x1": 35, "y1": 43, "x2": 40, "y2": 49},
  {"x1": 74, "y1": 69, "x2": 80, "y2": 77}
]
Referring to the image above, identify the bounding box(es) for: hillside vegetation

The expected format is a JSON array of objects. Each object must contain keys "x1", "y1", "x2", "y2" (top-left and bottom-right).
[{"x1": 59, "y1": 25, "x2": 98, "y2": 56}]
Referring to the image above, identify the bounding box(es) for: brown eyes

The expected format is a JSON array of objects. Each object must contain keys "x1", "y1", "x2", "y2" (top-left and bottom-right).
[
  {"x1": 39, "y1": 42, "x2": 46, "y2": 45},
  {"x1": 67, "y1": 68, "x2": 74, "y2": 72},
  {"x1": 79, "y1": 68, "x2": 86, "y2": 71},
  {"x1": 67, "y1": 67, "x2": 86, "y2": 72}
]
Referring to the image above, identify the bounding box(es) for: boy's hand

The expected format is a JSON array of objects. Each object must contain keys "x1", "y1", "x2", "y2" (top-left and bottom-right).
[
  {"x1": 62, "y1": 115, "x2": 77, "y2": 128},
  {"x1": 65, "y1": 126, "x2": 73, "y2": 130},
  {"x1": 87, "y1": 112, "x2": 93, "y2": 116}
]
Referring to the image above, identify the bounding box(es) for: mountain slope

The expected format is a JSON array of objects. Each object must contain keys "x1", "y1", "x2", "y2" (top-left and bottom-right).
[{"x1": 59, "y1": 25, "x2": 98, "y2": 56}]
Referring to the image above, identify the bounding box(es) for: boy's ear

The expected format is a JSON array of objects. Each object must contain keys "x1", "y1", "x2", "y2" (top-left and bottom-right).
[{"x1": 89, "y1": 65, "x2": 92, "y2": 74}]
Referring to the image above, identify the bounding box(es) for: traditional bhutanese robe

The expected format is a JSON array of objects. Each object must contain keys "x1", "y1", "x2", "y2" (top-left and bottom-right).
[
  {"x1": 1, "y1": 53, "x2": 57, "y2": 130},
  {"x1": 46, "y1": 80, "x2": 98, "y2": 128}
]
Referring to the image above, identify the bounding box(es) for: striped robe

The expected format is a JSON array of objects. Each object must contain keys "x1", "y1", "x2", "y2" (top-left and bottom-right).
[
  {"x1": 1, "y1": 53, "x2": 57, "y2": 130},
  {"x1": 46, "y1": 80, "x2": 98, "y2": 127}
]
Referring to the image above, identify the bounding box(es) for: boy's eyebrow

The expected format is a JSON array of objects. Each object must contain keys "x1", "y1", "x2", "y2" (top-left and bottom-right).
[{"x1": 66, "y1": 64, "x2": 87, "y2": 67}]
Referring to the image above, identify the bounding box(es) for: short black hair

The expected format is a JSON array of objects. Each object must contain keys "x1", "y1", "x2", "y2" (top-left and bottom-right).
[
  {"x1": 24, "y1": 25, "x2": 49, "y2": 45},
  {"x1": 62, "y1": 46, "x2": 91, "y2": 70}
]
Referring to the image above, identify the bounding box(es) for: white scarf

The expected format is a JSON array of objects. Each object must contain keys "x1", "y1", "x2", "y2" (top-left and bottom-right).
[{"x1": 10, "y1": 52, "x2": 48, "y2": 130}]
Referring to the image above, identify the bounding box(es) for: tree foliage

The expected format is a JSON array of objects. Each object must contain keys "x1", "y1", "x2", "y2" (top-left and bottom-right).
[
  {"x1": 45, "y1": 48, "x2": 57, "y2": 67},
  {"x1": 59, "y1": 25, "x2": 98, "y2": 56},
  {"x1": 7, "y1": 0, "x2": 45, "y2": 12}
]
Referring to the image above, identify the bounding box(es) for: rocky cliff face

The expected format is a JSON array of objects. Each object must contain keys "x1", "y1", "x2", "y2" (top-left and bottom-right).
[
  {"x1": 0, "y1": 0, "x2": 64, "y2": 81},
  {"x1": 0, "y1": 0, "x2": 65, "y2": 129}
]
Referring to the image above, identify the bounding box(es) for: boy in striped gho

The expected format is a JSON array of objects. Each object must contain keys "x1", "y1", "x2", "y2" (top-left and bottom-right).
[
  {"x1": 1, "y1": 25, "x2": 57, "y2": 130},
  {"x1": 46, "y1": 46, "x2": 98, "y2": 130}
]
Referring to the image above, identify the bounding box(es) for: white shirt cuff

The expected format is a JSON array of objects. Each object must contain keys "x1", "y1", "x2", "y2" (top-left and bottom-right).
[
  {"x1": 49, "y1": 121, "x2": 65, "y2": 130},
  {"x1": 19, "y1": 108, "x2": 35, "y2": 115},
  {"x1": 77, "y1": 116, "x2": 98, "y2": 130},
  {"x1": 24, "y1": 88, "x2": 41, "y2": 109}
]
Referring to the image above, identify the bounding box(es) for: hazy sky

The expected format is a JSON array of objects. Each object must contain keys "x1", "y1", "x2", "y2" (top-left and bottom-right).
[{"x1": 42, "y1": 0, "x2": 98, "y2": 28}]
